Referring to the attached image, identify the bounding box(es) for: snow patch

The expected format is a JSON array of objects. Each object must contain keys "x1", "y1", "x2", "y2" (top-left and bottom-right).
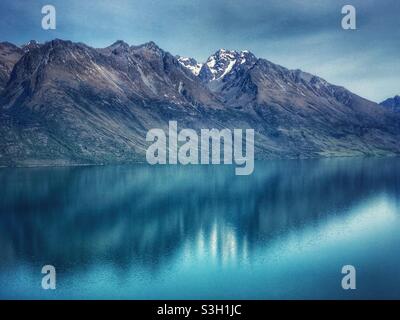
[{"x1": 177, "y1": 56, "x2": 203, "y2": 76}]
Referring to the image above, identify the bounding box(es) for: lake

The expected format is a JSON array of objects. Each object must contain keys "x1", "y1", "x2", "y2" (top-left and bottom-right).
[{"x1": 0, "y1": 158, "x2": 400, "y2": 299}]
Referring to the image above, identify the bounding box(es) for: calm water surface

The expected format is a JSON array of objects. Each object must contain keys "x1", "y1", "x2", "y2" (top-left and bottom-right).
[{"x1": 0, "y1": 158, "x2": 400, "y2": 299}]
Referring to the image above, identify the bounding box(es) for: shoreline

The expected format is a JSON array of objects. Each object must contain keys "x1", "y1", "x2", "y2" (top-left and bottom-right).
[{"x1": 0, "y1": 154, "x2": 398, "y2": 170}]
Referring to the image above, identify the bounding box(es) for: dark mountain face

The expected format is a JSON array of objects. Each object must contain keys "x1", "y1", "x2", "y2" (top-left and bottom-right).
[
  {"x1": 1, "y1": 39, "x2": 400, "y2": 166},
  {"x1": 381, "y1": 95, "x2": 400, "y2": 111},
  {"x1": 0, "y1": 42, "x2": 23, "y2": 93},
  {"x1": 0, "y1": 39, "x2": 224, "y2": 166}
]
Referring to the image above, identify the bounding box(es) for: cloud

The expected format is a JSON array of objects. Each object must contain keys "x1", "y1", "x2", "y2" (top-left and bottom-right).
[{"x1": 0, "y1": 0, "x2": 398, "y2": 101}]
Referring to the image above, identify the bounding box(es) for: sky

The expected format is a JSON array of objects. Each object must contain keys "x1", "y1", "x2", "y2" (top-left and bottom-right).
[{"x1": 0, "y1": 0, "x2": 398, "y2": 102}]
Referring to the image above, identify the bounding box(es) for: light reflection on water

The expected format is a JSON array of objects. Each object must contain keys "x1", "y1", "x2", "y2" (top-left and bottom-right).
[{"x1": 0, "y1": 158, "x2": 400, "y2": 299}]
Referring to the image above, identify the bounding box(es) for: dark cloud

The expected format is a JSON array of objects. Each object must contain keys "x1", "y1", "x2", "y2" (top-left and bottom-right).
[{"x1": 0, "y1": 0, "x2": 398, "y2": 101}]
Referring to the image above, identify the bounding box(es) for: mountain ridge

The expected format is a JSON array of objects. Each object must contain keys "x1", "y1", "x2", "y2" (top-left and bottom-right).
[
  {"x1": 1, "y1": 39, "x2": 400, "y2": 167},
  {"x1": 381, "y1": 95, "x2": 400, "y2": 112}
]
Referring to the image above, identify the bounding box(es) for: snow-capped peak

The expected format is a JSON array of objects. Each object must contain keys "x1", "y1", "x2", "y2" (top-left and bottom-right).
[
  {"x1": 177, "y1": 56, "x2": 203, "y2": 76},
  {"x1": 206, "y1": 49, "x2": 237, "y2": 80},
  {"x1": 200, "y1": 49, "x2": 255, "y2": 82},
  {"x1": 176, "y1": 49, "x2": 256, "y2": 82}
]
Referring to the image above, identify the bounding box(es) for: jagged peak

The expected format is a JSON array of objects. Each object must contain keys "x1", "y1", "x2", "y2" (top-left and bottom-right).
[
  {"x1": 108, "y1": 40, "x2": 130, "y2": 48},
  {"x1": 210, "y1": 48, "x2": 255, "y2": 59},
  {"x1": 381, "y1": 95, "x2": 400, "y2": 108},
  {"x1": 35, "y1": 39, "x2": 77, "y2": 51},
  {"x1": 177, "y1": 55, "x2": 198, "y2": 64},
  {"x1": 29, "y1": 39, "x2": 85, "y2": 54},
  {"x1": 104, "y1": 40, "x2": 130, "y2": 55},
  {"x1": 137, "y1": 41, "x2": 162, "y2": 52},
  {"x1": 200, "y1": 48, "x2": 257, "y2": 81},
  {"x1": 25, "y1": 40, "x2": 40, "y2": 46},
  {"x1": 177, "y1": 56, "x2": 203, "y2": 76},
  {"x1": 50, "y1": 38, "x2": 72, "y2": 45},
  {"x1": 22, "y1": 40, "x2": 41, "y2": 53}
]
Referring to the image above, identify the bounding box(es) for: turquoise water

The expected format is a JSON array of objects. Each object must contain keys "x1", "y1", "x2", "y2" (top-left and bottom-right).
[{"x1": 0, "y1": 158, "x2": 400, "y2": 299}]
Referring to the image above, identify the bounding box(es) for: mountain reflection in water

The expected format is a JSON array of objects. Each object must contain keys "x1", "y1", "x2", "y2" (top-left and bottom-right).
[{"x1": 0, "y1": 158, "x2": 400, "y2": 299}]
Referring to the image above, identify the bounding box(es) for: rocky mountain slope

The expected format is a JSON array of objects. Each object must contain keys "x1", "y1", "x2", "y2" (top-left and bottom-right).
[
  {"x1": 0, "y1": 42, "x2": 24, "y2": 93},
  {"x1": 0, "y1": 39, "x2": 399, "y2": 166},
  {"x1": 381, "y1": 95, "x2": 400, "y2": 112}
]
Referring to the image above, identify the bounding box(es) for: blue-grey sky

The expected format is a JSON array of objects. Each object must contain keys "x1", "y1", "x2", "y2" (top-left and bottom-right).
[{"x1": 0, "y1": 0, "x2": 398, "y2": 102}]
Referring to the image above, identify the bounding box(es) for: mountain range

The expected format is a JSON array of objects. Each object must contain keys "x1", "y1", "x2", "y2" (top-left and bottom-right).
[{"x1": 0, "y1": 39, "x2": 399, "y2": 167}]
